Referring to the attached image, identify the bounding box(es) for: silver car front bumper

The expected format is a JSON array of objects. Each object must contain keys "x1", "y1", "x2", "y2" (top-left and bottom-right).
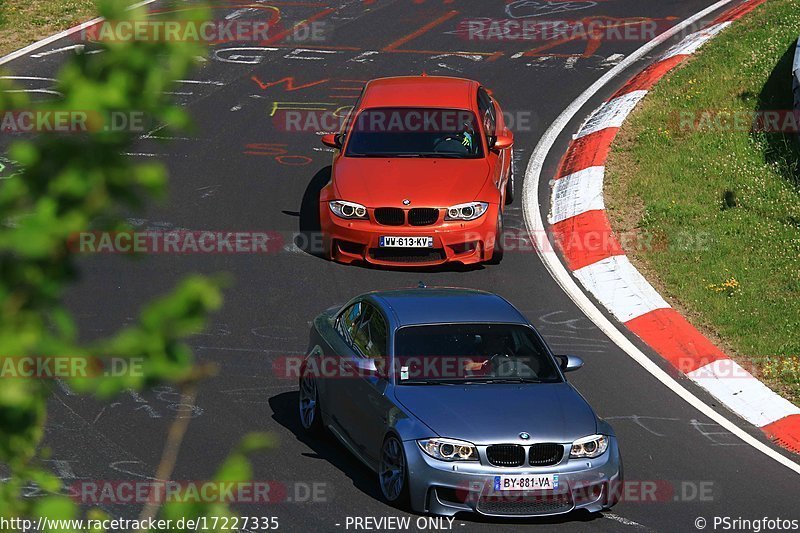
[{"x1": 403, "y1": 438, "x2": 623, "y2": 518}]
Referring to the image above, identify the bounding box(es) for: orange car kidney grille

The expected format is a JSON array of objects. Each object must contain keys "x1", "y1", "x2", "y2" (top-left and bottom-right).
[
  {"x1": 374, "y1": 207, "x2": 405, "y2": 225},
  {"x1": 408, "y1": 208, "x2": 439, "y2": 226}
]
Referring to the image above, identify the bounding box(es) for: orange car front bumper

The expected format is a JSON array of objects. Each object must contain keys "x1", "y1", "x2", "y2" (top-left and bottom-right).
[{"x1": 320, "y1": 204, "x2": 501, "y2": 267}]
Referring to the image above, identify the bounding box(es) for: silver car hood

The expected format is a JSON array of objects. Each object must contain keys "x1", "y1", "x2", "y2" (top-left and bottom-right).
[{"x1": 393, "y1": 382, "x2": 598, "y2": 444}]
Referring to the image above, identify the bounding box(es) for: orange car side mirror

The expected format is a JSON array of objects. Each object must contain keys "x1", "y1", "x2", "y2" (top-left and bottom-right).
[
  {"x1": 492, "y1": 134, "x2": 514, "y2": 150},
  {"x1": 322, "y1": 134, "x2": 342, "y2": 149}
]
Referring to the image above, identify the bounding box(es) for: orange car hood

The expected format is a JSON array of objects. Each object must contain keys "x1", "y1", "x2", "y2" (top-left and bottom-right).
[{"x1": 331, "y1": 157, "x2": 492, "y2": 208}]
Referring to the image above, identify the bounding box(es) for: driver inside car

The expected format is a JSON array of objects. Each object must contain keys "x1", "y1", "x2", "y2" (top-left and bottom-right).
[
  {"x1": 463, "y1": 335, "x2": 509, "y2": 375},
  {"x1": 433, "y1": 121, "x2": 479, "y2": 155}
]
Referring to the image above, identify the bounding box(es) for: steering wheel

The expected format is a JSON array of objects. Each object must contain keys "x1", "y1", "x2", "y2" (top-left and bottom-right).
[
  {"x1": 433, "y1": 135, "x2": 467, "y2": 153},
  {"x1": 482, "y1": 352, "x2": 511, "y2": 370}
]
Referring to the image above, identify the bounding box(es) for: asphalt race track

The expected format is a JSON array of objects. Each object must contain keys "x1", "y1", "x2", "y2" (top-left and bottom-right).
[{"x1": 2, "y1": 0, "x2": 798, "y2": 531}]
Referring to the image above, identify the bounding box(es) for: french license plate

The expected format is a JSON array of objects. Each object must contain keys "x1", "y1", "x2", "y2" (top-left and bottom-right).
[
  {"x1": 379, "y1": 236, "x2": 433, "y2": 248},
  {"x1": 494, "y1": 474, "x2": 558, "y2": 492}
]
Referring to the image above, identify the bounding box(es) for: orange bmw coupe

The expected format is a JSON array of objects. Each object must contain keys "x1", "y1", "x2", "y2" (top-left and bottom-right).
[{"x1": 319, "y1": 76, "x2": 514, "y2": 267}]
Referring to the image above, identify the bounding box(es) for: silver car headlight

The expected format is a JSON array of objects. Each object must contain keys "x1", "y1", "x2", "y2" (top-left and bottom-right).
[
  {"x1": 417, "y1": 438, "x2": 479, "y2": 461},
  {"x1": 570, "y1": 435, "x2": 609, "y2": 459},
  {"x1": 329, "y1": 200, "x2": 368, "y2": 220},
  {"x1": 445, "y1": 202, "x2": 489, "y2": 221}
]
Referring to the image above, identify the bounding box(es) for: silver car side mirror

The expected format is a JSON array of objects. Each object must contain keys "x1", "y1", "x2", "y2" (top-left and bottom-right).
[{"x1": 556, "y1": 355, "x2": 584, "y2": 372}]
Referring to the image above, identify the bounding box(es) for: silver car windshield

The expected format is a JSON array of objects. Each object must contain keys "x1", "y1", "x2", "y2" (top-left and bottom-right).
[{"x1": 393, "y1": 323, "x2": 562, "y2": 384}]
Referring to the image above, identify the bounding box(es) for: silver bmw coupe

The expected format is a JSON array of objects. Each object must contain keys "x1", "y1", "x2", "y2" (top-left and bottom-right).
[{"x1": 298, "y1": 287, "x2": 622, "y2": 518}]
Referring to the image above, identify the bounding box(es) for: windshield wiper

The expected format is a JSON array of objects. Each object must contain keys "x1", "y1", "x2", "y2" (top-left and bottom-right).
[
  {"x1": 400, "y1": 380, "x2": 456, "y2": 385},
  {"x1": 462, "y1": 377, "x2": 543, "y2": 384},
  {"x1": 352, "y1": 152, "x2": 422, "y2": 158},
  {"x1": 417, "y1": 152, "x2": 467, "y2": 158}
]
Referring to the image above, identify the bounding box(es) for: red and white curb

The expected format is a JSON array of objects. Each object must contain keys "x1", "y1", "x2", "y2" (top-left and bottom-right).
[{"x1": 547, "y1": 0, "x2": 800, "y2": 455}]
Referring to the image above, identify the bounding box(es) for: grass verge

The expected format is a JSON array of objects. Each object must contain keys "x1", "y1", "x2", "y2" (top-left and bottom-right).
[
  {"x1": 0, "y1": 0, "x2": 96, "y2": 57},
  {"x1": 606, "y1": 0, "x2": 800, "y2": 403}
]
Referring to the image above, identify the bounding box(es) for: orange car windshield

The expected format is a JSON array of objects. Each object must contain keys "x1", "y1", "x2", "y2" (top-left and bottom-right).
[{"x1": 344, "y1": 107, "x2": 483, "y2": 158}]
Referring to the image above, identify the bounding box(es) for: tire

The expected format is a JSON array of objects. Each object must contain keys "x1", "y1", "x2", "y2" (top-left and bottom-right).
[
  {"x1": 487, "y1": 211, "x2": 504, "y2": 265},
  {"x1": 504, "y1": 163, "x2": 515, "y2": 205},
  {"x1": 378, "y1": 434, "x2": 411, "y2": 509},
  {"x1": 298, "y1": 365, "x2": 324, "y2": 435}
]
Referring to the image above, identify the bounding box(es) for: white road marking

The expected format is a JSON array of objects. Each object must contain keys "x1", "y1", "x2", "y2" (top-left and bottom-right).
[
  {"x1": 350, "y1": 50, "x2": 378, "y2": 63},
  {"x1": 55, "y1": 379, "x2": 76, "y2": 396},
  {"x1": 3, "y1": 89, "x2": 61, "y2": 96},
  {"x1": 140, "y1": 135, "x2": 194, "y2": 141},
  {"x1": 30, "y1": 44, "x2": 85, "y2": 58},
  {"x1": 284, "y1": 48, "x2": 339, "y2": 60},
  {"x1": 225, "y1": 8, "x2": 258, "y2": 20},
  {"x1": 176, "y1": 79, "x2": 224, "y2": 85},
  {"x1": 602, "y1": 53, "x2": 626, "y2": 67},
  {"x1": 430, "y1": 53, "x2": 483, "y2": 62},
  {"x1": 142, "y1": 122, "x2": 169, "y2": 138},
  {"x1": 213, "y1": 47, "x2": 279, "y2": 64},
  {"x1": 605, "y1": 513, "x2": 652, "y2": 531},
  {"x1": 521, "y1": 0, "x2": 800, "y2": 474},
  {"x1": 0, "y1": 76, "x2": 56, "y2": 81},
  {"x1": 437, "y1": 63, "x2": 462, "y2": 73}
]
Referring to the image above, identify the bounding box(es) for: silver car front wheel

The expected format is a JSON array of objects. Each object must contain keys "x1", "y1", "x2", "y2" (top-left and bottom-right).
[
  {"x1": 379, "y1": 435, "x2": 409, "y2": 505},
  {"x1": 299, "y1": 368, "x2": 322, "y2": 434}
]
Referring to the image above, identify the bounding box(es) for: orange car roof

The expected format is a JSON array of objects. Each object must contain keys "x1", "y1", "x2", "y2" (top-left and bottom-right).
[{"x1": 359, "y1": 76, "x2": 478, "y2": 110}]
